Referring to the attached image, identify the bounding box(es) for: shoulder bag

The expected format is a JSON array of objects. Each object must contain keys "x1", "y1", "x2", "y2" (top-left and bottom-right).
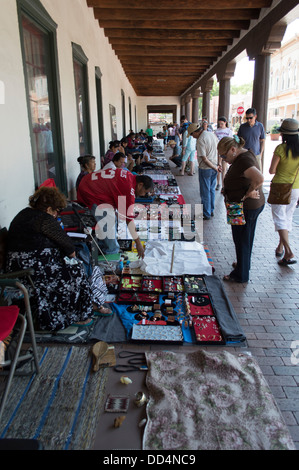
[
  {"x1": 225, "y1": 201, "x2": 246, "y2": 225},
  {"x1": 267, "y1": 164, "x2": 299, "y2": 205}
]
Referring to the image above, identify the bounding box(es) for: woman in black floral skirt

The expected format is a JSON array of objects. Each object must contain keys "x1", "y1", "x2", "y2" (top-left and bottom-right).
[{"x1": 6, "y1": 187, "x2": 109, "y2": 331}]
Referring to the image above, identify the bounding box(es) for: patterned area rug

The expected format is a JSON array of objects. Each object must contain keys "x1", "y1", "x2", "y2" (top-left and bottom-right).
[
  {"x1": 0, "y1": 345, "x2": 108, "y2": 450},
  {"x1": 143, "y1": 350, "x2": 295, "y2": 451}
]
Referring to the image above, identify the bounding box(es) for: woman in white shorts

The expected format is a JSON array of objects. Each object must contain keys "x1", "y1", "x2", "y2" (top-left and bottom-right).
[{"x1": 269, "y1": 118, "x2": 299, "y2": 266}]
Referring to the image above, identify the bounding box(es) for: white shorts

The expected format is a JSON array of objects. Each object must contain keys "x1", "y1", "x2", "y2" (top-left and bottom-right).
[{"x1": 271, "y1": 188, "x2": 299, "y2": 232}]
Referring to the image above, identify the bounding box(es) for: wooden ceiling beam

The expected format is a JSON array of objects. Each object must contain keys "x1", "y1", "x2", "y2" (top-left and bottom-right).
[
  {"x1": 112, "y1": 45, "x2": 225, "y2": 53},
  {"x1": 103, "y1": 29, "x2": 240, "y2": 39},
  {"x1": 99, "y1": 20, "x2": 250, "y2": 30},
  {"x1": 123, "y1": 67, "x2": 206, "y2": 72},
  {"x1": 120, "y1": 57, "x2": 214, "y2": 65},
  {"x1": 93, "y1": 8, "x2": 260, "y2": 21},
  {"x1": 108, "y1": 38, "x2": 232, "y2": 47},
  {"x1": 114, "y1": 48, "x2": 225, "y2": 57},
  {"x1": 87, "y1": 0, "x2": 272, "y2": 9},
  {"x1": 125, "y1": 74, "x2": 203, "y2": 78}
]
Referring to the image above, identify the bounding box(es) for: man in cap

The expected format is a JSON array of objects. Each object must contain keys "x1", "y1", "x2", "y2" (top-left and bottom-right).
[{"x1": 188, "y1": 123, "x2": 221, "y2": 220}]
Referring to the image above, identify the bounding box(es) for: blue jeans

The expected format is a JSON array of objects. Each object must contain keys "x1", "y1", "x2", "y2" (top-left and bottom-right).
[
  {"x1": 198, "y1": 168, "x2": 217, "y2": 218},
  {"x1": 230, "y1": 204, "x2": 264, "y2": 282}
]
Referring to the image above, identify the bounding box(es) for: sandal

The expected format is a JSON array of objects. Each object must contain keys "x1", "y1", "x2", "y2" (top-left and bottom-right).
[
  {"x1": 223, "y1": 274, "x2": 236, "y2": 282},
  {"x1": 278, "y1": 258, "x2": 297, "y2": 266},
  {"x1": 93, "y1": 304, "x2": 113, "y2": 316},
  {"x1": 223, "y1": 274, "x2": 246, "y2": 283}
]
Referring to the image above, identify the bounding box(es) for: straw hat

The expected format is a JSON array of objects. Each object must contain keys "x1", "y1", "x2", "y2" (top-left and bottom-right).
[
  {"x1": 187, "y1": 123, "x2": 201, "y2": 136},
  {"x1": 277, "y1": 118, "x2": 299, "y2": 135}
]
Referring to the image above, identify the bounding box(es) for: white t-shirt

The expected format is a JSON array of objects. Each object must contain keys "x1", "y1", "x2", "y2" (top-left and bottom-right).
[
  {"x1": 102, "y1": 161, "x2": 116, "y2": 170},
  {"x1": 196, "y1": 131, "x2": 218, "y2": 169},
  {"x1": 215, "y1": 127, "x2": 233, "y2": 141}
]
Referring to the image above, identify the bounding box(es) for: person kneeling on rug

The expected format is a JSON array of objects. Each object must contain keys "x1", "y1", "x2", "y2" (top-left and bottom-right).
[{"x1": 6, "y1": 187, "x2": 111, "y2": 331}]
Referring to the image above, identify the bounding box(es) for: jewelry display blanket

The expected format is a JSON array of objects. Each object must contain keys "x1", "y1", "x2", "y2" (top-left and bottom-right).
[
  {"x1": 109, "y1": 274, "x2": 246, "y2": 345},
  {"x1": 31, "y1": 275, "x2": 245, "y2": 346},
  {"x1": 143, "y1": 350, "x2": 295, "y2": 450}
]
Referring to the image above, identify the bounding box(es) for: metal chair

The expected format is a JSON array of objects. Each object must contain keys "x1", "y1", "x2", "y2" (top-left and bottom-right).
[
  {"x1": 0, "y1": 279, "x2": 39, "y2": 422},
  {"x1": 0, "y1": 228, "x2": 35, "y2": 289}
]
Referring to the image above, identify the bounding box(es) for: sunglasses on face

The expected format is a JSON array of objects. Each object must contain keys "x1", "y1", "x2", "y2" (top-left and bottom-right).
[{"x1": 246, "y1": 116, "x2": 254, "y2": 120}]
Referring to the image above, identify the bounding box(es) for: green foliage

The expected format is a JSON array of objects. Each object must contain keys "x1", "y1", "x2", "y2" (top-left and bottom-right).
[
  {"x1": 271, "y1": 123, "x2": 280, "y2": 134},
  {"x1": 231, "y1": 83, "x2": 253, "y2": 95}
]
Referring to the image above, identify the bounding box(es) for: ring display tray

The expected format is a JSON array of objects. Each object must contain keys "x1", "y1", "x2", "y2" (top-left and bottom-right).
[
  {"x1": 141, "y1": 276, "x2": 163, "y2": 293},
  {"x1": 163, "y1": 276, "x2": 184, "y2": 292},
  {"x1": 186, "y1": 294, "x2": 215, "y2": 316},
  {"x1": 184, "y1": 275, "x2": 208, "y2": 293},
  {"x1": 131, "y1": 324, "x2": 183, "y2": 344},
  {"x1": 120, "y1": 275, "x2": 143, "y2": 291},
  {"x1": 117, "y1": 292, "x2": 159, "y2": 304},
  {"x1": 192, "y1": 315, "x2": 225, "y2": 345}
]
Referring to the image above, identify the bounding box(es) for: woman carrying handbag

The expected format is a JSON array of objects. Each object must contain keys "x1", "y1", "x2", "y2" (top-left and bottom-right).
[
  {"x1": 269, "y1": 118, "x2": 299, "y2": 266},
  {"x1": 217, "y1": 135, "x2": 265, "y2": 283}
]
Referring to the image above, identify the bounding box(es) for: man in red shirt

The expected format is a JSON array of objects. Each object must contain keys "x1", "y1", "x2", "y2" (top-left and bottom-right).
[{"x1": 77, "y1": 168, "x2": 153, "y2": 258}]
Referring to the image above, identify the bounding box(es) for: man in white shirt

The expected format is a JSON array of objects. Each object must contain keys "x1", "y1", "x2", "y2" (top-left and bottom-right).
[
  {"x1": 188, "y1": 123, "x2": 221, "y2": 220},
  {"x1": 102, "y1": 152, "x2": 126, "y2": 170}
]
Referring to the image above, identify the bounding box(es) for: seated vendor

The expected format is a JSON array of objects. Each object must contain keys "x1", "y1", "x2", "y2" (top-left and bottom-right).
[
  {"x1": 77, "y1": 168, "x2": 154, "y2": 259},
  {"x1": 76, "y1": 154, "x2": 96, "y2": 190},
  {"x1": 102, "y1": 152, "x2": 126, "y2": 170},
  {"x1": 103, "y1": 140, "x2": 120, "y2": 166},
  {"x1": 141, "y1": 144, "x2": 157, "y2": 167},
  {"x1": 168, "y1": 140, "x2": 182, "y2": 168},
  {"x1": 6, "y1": 186, "x2": 111, "y2": 331},
  {"x1": 126, "y1": 132, "x2": 146, "y2": 155}
]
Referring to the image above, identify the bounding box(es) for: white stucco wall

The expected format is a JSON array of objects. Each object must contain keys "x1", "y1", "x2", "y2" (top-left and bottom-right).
[
  {"x1": 0, "y1": 0, "x2": 35, "y2": 227},
  {"x1": 0, "y1": 0, "x2": 139, "y2": 228}
]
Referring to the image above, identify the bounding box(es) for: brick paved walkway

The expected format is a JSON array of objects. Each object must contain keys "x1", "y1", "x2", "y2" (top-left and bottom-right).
[{"x1": 174, "y1": 143, "x2": 299, "y2": 449}]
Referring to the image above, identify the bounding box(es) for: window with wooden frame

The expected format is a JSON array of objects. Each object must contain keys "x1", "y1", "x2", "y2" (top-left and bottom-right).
[
  {"x1": 72, "y1": 43, "x2": 91, "y2": 156},
  {"x1": 17, "y1": 0, "x2": 66, "y2": 191}
]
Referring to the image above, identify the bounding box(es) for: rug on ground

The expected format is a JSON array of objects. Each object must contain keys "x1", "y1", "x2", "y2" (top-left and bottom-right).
[
  {"x1": 143, "y1": 349, "x2": 295, "y2": 451},
  {"x1": 0, "y1": 345, "x2": 108, "y2": 450}
]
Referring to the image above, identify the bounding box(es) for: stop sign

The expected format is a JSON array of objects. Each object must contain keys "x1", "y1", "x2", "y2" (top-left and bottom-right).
[{"x1": 237, "y1": 106, "x2": 244, "y2": 115}]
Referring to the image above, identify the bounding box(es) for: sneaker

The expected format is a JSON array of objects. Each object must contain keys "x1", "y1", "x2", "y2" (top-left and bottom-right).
[{"x1": 216, "y1": 184, "x2": 220, "y2": 190}]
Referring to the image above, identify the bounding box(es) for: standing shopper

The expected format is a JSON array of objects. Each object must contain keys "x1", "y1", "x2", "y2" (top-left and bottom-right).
[
  {"x1": 217, "y1": 136, "x2": 265, "y2": 283},
  {"x1": 268, "y1": 118, "x2": 299, "y2": 266},
  {"x1": 189, "y1": 123, "x2": 221, "y2": 220},
  {"x1": 237, "y1": 107, "x2": 265, "y2": 170}
]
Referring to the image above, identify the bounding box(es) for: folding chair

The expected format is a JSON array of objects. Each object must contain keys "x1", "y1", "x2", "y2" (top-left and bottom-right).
[
  {"x1": 0, "y1": 228, "x2": 35, "y2": 290},
  {"x1": 0, "y1": 279, "x2": 39, "y2": 422}
]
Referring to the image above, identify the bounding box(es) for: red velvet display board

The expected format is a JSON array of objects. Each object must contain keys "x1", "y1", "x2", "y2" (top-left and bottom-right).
[
  {"x1": 192, "y1": 315, "x2": 225, "y2": 344},
  {"x1": 186, "y1": 294, "x2": 214, "y2": 316},
  {"x1": 142, "y1": 276, "x2": 163, "y2": 293},
  {"x1": 117, "y1": 292, "x2": 159, "y2": 304}
]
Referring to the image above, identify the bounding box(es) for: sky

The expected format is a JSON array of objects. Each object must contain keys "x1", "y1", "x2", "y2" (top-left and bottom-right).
[{"x1": 231, "y1": 19, "x2": 299, "y2": 86}]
